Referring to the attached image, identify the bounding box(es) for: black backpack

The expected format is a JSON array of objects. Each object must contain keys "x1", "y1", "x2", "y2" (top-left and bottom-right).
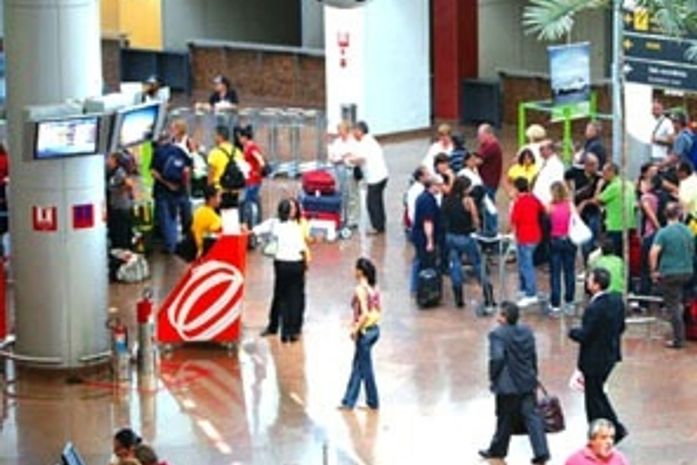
[{"x1": 219, "y1": 147, "x2": 246, "y2": 190}]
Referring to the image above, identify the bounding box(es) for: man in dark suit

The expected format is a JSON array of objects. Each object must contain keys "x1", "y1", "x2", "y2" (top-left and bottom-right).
[
  {"x1": 569, "y1": 267, "x2": 628, "y2": 443},
  {"x1": 480, "y1": 302, "x2": 550, "y2": 465}
]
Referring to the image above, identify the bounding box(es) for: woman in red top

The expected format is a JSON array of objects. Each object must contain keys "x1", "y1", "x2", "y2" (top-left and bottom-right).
[
  {"x1": 509, "y1": 177, "x2": 544, "y2": 307},
  {"x1": 237, "y1": 125, "x2": 267, "y2": 221}
]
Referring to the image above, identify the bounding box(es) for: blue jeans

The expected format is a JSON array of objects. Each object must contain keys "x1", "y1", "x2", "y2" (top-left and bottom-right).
[
  {"x1": 549, "y1": 237, "x2": 577, "y2": 307},
  {"x1": 639, "y1": 233, "x2": 655, "y2": 295},
  {"x1": 581, "y1": 211, "x2": 601, "y2": 261},
  {"x1": 517, "y1": 243, "x2": 537, "y2": 297},
  {"x1": 341, "y1": 325, "x2": 380, "y2": 408},
  {"x1": 156, "y1": 192, "x2": 192, "y2": 252},
  {"x1": 483, "y1": 185, "x2": 498, "y2": 235},
  {"x1": 446, "y1": 233, "x2": 484, "y2": 289},
  {"x1": 242, "y1": 184, "x2": 262, "y2": 226}
]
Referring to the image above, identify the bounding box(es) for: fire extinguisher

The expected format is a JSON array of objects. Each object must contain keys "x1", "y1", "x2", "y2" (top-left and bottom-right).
[
  {"x1": 107, "y1": 308, "x2": 130, "y2": 382},
  {"x1": 136, "y1": 288, "x2": 156, "y2": 376}
]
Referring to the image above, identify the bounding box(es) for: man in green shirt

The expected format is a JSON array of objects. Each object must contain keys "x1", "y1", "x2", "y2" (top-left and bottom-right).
[
  {"x1": 590, "y1": 238, "x2": 625, "y2": 294},
  {"x1": 650, "y1": 202, "x2": 695, "y2": 349},
  {"x1": 595, "y1": 163, "x2": 637, "y2": 256}
]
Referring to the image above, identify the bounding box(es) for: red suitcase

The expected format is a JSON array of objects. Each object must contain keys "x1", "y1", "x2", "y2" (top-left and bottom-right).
[
  {"x1": 303, "y1": 211, "x2": 341, "y2": 228},
  {"x1": 686, "y1": 300, "x2": 697, "y2": 341},
  {"x1": 302, "y1": 170, "x2": 336, "y2": 195}
]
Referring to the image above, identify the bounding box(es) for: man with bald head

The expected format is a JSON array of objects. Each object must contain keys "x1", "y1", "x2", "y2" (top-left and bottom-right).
[{"x1": 477, "y1": 123, "x2": 503, "y2": 234}]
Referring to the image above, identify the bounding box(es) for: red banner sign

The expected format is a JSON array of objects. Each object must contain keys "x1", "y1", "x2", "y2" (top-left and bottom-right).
[
  {"x1": 32, "y1": 206, "x2": 58, "y2": 232},
  {"x1": 157, "y1": 235, "x2": 248, "y2": 344}
]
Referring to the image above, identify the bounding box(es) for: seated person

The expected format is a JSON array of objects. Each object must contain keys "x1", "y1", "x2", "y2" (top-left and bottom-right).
[
  {"x1": 192, "y1": 185, "x2": 223, "y2": 256},
  {"x1": 195, "y1": 74, "x2": 238, "y2": 112}
]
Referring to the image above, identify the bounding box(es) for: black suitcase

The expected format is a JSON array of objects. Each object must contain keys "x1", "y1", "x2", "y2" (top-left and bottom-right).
[
  {"x1": 299, "y1": 191, "x2": 342, "y2": 214},
  {"x1": 417, "y1": 268, "x2": 442, "y2": 308}
]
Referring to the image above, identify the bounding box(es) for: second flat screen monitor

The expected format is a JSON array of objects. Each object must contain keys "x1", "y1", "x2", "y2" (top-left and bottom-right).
[{"x1": 116, "y1": 103, "x2": 160, "y2": 149}]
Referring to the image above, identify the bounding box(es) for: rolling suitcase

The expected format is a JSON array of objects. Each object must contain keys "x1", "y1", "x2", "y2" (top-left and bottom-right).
[
  {"x1": 417, "y1": 268, "x2": 442, "y2": 308},
  {"x1": 303, "y1": 210, "x2": 341, "y2": 228},
  {"x1": 299, "y1": 191, "x2": 342, "y2": 214},
  {"x1": 302, "y1": 169, "x2": 336, "y2": 195}
]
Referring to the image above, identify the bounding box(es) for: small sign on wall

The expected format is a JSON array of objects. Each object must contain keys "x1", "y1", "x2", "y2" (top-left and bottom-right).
[
  {"x1": 72, "y1": 204, "x2": 94, "y2": 229},
  {"x1": 32, "y1": 206, "x2": 58, "y2": 232}
]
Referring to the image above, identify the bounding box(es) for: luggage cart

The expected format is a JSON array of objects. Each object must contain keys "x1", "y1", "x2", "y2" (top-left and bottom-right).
[{"x1": 472, "y1": 233, "x2": 516, "y2": 316}]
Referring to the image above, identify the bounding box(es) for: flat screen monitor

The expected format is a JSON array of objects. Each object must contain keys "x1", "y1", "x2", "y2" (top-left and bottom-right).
[
  {"x1": 114, "y1": 102, "x2": 162, "y2": 149},
  {"x1": 61, "y1": 442, "x2": 87, "y2": 465},
  {"x1": 34, "y1": 115, "x2": 100, "y2": 160}
]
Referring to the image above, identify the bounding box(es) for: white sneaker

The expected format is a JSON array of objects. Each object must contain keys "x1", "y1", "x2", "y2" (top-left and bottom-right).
[
  {"x1": 548, "y1": 306, "x2": 562, "y2": 317},
  {"x1": 517, "y1": 296, "x2": 539, "y2": 307}
]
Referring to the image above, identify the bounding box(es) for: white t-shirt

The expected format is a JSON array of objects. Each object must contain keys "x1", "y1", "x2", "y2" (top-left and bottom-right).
[
  {"x1": 328, "y1": 135, "x2": 357, "y2": 166},
  {"x1": 253, "y1": 219, "x2": 306, "y2": 262},
  {"x1": 406, "y1": 181, "x2": 425, "y2": 224},
  {"x1": 422, "y1": 141, "x2": 453, "y2": 175},
  {"x1": 651, "y1": 115, "x2": 674, "y2": 161},
  {"x1": 533, "y1": 155, "x2": 565, "y2": 205},
  {"x1": 679, "y1": 174, "x2": 697, "y2": 216},
  {"x1": 356, "y1": 134, "x2": 388, "y2": 184},
  {"x1": 457, "y1": 167, "x2": 483, "y2": 187}
]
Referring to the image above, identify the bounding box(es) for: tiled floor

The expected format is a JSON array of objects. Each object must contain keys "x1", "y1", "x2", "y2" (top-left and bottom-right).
[{"x1": 1, "y1": 131, "x2": 696, "y2": 465}]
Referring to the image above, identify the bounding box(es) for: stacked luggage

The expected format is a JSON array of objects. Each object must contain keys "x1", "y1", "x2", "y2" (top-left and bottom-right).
[{"x1": 299, "y1": 169, "x2": 342, "y2": 229}]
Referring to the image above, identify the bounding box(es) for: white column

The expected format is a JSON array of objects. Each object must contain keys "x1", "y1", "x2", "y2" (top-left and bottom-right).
[
  {"x1": 324, "y1": 0, "x2": 430, "y2": 135},
  {"x1": 623, "y1": 82, "x2": 653, "y2": 179},
  {"x1": 4, "y1": 0, "x2": 108, "y2": 367}
]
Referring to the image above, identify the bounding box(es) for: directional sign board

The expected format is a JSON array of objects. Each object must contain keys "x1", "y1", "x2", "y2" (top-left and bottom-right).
[{"x1": 623, "y1": 8, "x2": 697, "y2": 92}]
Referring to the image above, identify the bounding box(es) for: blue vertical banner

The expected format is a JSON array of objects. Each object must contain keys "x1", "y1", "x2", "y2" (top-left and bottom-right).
[{"x1": 548, "y1": 42, "x2": 591, "y2": 106}]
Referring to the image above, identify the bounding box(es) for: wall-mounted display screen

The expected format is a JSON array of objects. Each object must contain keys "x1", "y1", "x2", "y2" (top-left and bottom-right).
[
  {"x1": 34, "y1": 115, "x2": 100, "y2": 160},
  {"x1": 115, "y1": 102, "x2": 161, "y2": 149}
]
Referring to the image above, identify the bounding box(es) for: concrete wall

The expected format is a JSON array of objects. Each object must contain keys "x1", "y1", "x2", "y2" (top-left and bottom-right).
[
  {"x1": 301, "y1": 0, "x2": 324, "y2": 48},
  {"x1": 478, "y1": 0, "x2": 610, "y2": 81},
  {"x1": 161, "y1": 0, "x2": 302, "y2": 50}
]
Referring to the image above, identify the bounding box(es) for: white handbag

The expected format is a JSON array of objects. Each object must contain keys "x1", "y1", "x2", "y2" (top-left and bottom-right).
[{"x1": 569, "y1": 210, "x2": 592, "y2": 245}]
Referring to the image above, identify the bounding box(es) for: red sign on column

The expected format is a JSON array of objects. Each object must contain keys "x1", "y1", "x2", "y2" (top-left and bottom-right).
[
  {"x1": 337, "y1": 32, "x2": 350, "y2": 68},
  {"x1": 32, "y1": 206, "x2": 58, "y2": 232},
  {"x1": 72, "y1": 204, "x2": 94, "y2": 229}
]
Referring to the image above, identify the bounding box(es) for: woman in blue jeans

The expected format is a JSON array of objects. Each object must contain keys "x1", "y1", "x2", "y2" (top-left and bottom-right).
[
  {"x1": 340, "y1": 258, "x2": 381, "y2": 410},
  {"x1": 547, "y1": 182, "x2": 577, "y2": 315},
  {"x1": 442, "y1": 177, "x2": 495, "y2": 307}
]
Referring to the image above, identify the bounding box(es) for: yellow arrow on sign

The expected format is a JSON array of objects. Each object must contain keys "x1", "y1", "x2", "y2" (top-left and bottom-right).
[
  {"x1": 623, "y1": 39, "x2": 634, "y2": 50},
  {"x1": 634, "y1": 8, "x2": 650, "y2": 31}
]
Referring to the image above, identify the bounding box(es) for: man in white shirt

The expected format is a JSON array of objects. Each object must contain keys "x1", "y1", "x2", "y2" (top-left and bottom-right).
[
  {"x1": 349, "y1": 121, "x2": 389, "y2": 234},
  {"x1": 533, "y1": 140, "x2": 566, "y2": 205},
  {"x1": 406, "y1": 166, "x2": 429, "y2": 226},
  {"x1": 650, "y1": 99, "x2": 674, "y2": 162},
  {"x1": 457, "y1": 152, "x2": 484, "y2": 187},
  {"x1": 328, "y1": 121, "x2": 360, "y2": 228},
  {"x1": 421, "y1": 123, "x2": 454, "y2": 175}
]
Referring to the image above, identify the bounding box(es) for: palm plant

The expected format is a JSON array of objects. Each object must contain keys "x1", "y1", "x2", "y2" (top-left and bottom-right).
[{"x1": 523, "y1": 0, "x2": 697, "y2": 59}]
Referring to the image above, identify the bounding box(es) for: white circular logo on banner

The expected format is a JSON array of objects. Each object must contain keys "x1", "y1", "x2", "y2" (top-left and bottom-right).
[
  {"x1": 166, "y1": 260, "x2": 244, "y2": 341},
  {"x1": 320, "y1": 0, "x2": 373, "y2": 8}
]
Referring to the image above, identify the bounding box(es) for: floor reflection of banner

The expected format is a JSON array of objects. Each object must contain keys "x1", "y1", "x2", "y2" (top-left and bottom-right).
[{"x1": 159, "y1": 351, "x2": 250, "y2": 458}]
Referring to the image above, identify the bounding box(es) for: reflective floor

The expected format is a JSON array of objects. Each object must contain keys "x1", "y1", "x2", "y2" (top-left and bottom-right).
[{"x1": 1, "y1": 133, "x2": 697, "y2": 465}]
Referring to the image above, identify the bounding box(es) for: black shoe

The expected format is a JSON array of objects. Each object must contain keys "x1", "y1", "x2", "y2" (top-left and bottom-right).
[
  {"x1": 260, "y1": 328, "x2": 276, "y2": 337},
  {"x1": 478, "y1": 449, "x2": 503, "y2": 460},
  {"x1": 281, "y1": 335, "x2": 291, "y2": 343},
  {"x1": 615, "y1": 426, "x2": 628, "y2": 444},
  {"x1": 453, "y1": 287, "x2": 464, "y2": 308},
  {"x1": 532, "y1": 454, "x2": 550, "y2": 464},
  {"x1": 289, "y1": 335, "x2": 300, "y2": 343}
]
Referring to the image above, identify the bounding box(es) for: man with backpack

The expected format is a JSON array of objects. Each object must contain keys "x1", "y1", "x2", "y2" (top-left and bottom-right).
[
  {"x1": 151, "y1": 141, "x2": 193, "y2": 254},
  {"x1": 207, "y1": 125, "x2": 247, "y2": 209},
  {"x1": 664, "y1": 111, "x2": 697, "y2": 168}
]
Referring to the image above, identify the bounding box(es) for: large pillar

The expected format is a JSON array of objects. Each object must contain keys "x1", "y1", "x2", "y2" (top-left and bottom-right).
[
  {"x1": 432, "y1": 0, "x2": 478, "y2": 121},
  {"x1": 324, "y1": 0, "x2": 430, "y2": 135},
  {"x1": 4, "y1": 0, "x2": 108, "y2": 367}
]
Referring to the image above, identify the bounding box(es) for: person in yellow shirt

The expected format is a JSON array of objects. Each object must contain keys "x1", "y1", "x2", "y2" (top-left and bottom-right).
[
  {"x1": 207, "y1": 125, "x2": 245, "y2": 207},
  {"x1": 505, "y1": 147, "x2": 539, "y2": 198},
  {"x1": 191, "y1": 185, "x2": 223, "y2": 256}
]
